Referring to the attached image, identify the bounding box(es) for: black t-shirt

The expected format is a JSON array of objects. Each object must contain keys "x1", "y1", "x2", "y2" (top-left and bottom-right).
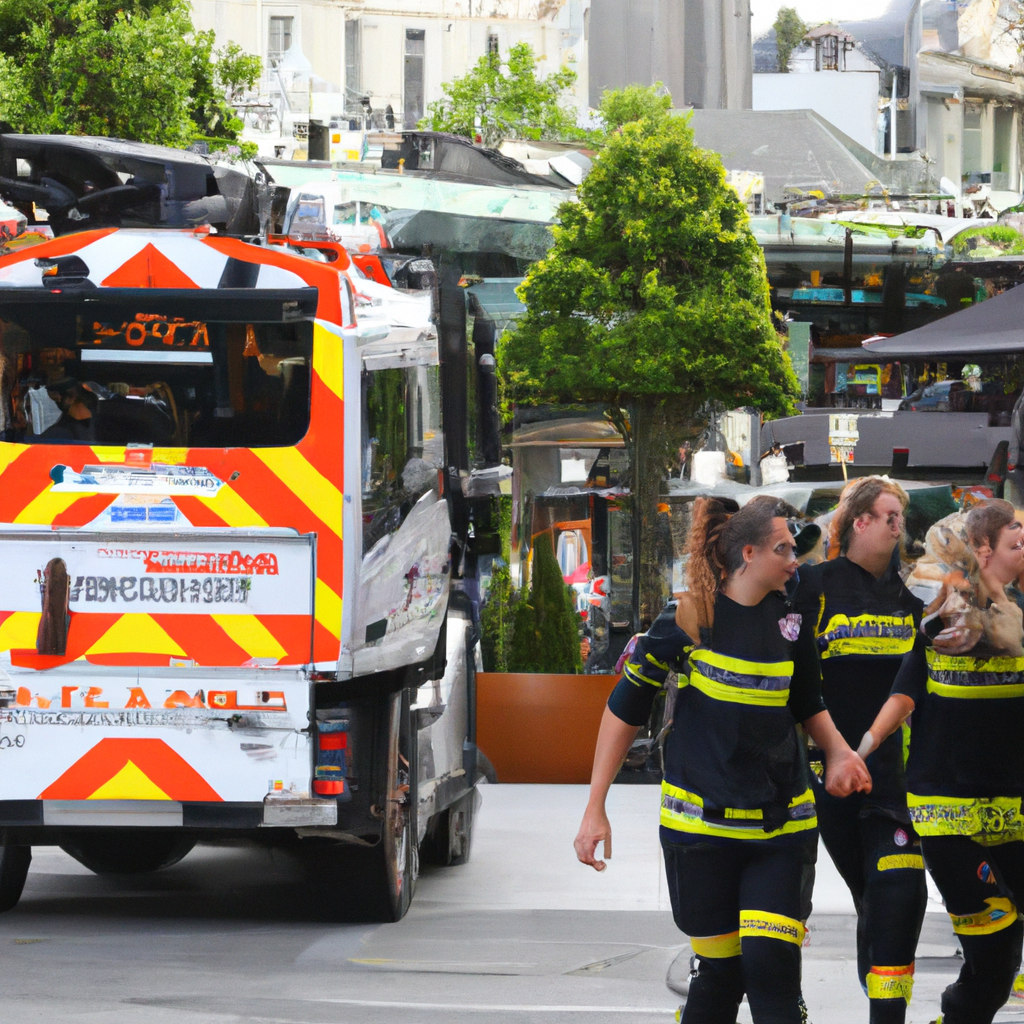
[
  {"x1": 609, "y1": 588, "x2": 825, "y2": 840},
  {"x1": 796, "y1": 557, "x2": 922, "y2": 820}
]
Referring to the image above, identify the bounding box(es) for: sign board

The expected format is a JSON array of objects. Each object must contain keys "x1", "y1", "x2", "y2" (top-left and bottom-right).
[{"x1": 828, "y1": 413, "x2": 859, "y2": 465}]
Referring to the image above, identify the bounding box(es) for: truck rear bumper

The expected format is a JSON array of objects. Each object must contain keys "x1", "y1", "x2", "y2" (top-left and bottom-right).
[{"x1": 0, "y1": 798, "x2": 339, "y2": 829}]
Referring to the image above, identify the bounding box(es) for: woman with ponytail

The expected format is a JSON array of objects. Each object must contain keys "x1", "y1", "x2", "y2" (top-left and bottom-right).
[
  {"x1": 795, "y1": 476, "x2": 927, "y2": 1024},
  {"x1": 575, "y1": 495, "x2": 870, "y2": 1023}
]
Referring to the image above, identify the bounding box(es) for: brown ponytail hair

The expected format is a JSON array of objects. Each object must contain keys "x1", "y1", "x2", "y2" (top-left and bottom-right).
[
  {"x1": 685, "y1": 495, "x2": 791, "y2": 628},
  {"x1": 827, "y1": 475, "x2": 909, "y2": 559},
  {"x1": 965, "y1": 498, "x2": 1017, "y2": 553}
]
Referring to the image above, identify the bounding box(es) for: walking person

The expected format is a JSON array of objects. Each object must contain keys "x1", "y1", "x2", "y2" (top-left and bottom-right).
[
  {"x1": 863, "y1": 498, "x2": 1024, "y2": 1024},
  {"x1": 575, "y1": 495, "x2": 871, "y2": 1023},
  {"x1": 795, "y1": 477, "x2": 928, "y2": 1023}
]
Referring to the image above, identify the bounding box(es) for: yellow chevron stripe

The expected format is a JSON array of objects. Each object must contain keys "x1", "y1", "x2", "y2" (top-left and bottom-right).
[
  {"x1": 211, "y1": 614, "x2": 288, "y2": 660},
  {"x1": 313, "y1": 322, "x2": 344, "y2": 400},
  {"x1": 252, "y1": 447, "x2": 342, "y2": 538},
  {"x1": 195, "y1": 484, "x2": 268, "y2": 528},
  {"x1": 14, "y1": 485, "x2": 95, "y2": 524},
  {"x1": 0, "y1": 443, "x2": 27, "y2": 476},
  {"x1": 315, "y1": 578, "x2": 342, "y2": 639},
  {"x1": 0, "y1": 612, "x2": 41, "y2": 651},
  {"x1": 86, "y1": 614, "x2": 186, "y2": 657}
]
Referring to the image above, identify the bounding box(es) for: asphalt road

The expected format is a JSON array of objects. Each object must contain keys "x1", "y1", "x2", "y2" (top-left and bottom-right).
[{"x1": 0, "y1": 785, "x2": 1019, "y2": 1024}]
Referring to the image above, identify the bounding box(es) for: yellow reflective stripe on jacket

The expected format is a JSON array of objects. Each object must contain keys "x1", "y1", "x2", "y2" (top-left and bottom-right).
[
  {"x1": 907, "y1": 793, "x2": 1024, "y2": 838},
  {"x1": 660, "y1": 783, "x2": 816, "y2": 840},
  {"x1": 817, "y1": 612, "x2": 915, "y2": 660},
  {"x1": 926, "y1": 648, "x2": 1024, "y2": 700},
  {"x1": 687, "y1": 649, "x2": 792, "y2": 708},
  {"x1": 623, "y1": 662, "x2": 662, "y2": 688}
]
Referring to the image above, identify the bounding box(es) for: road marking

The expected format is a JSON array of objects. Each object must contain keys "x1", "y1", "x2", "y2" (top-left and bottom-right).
[{"x1": 320, "y1": 999, "x2": 676, "y2": 1014}]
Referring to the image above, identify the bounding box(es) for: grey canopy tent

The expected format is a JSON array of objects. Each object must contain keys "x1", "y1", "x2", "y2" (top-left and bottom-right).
[{"x1": 862, "y1": 283, "x2": 1024, "y2": 359}]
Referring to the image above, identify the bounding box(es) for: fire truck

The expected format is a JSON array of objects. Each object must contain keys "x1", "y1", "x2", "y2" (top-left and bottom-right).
[{"x1": 0, "y1": 137, "x2": 494, "y2": 921}]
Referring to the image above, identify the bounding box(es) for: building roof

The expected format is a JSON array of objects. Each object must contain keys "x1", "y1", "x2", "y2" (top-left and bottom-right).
[
  {"x1": 862, "y1": 283, "x2": 1024, "y2": 358},
  {"x1": 688, "y1": 109, "x2": 882, "y2": 202}
]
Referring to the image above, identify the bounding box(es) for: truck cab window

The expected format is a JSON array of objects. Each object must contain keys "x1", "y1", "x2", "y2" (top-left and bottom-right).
[{"x1": 0, "y1": 312, "x2": 313, "y2": 448}]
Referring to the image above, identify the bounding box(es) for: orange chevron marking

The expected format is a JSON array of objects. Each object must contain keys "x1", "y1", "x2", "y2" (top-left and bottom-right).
[
  {"x1": 101, "y1": 243, "x2": 200, "y2": 289},
  {"x1": 39, "y1": 738, "x2": 222, "y2": 801}
]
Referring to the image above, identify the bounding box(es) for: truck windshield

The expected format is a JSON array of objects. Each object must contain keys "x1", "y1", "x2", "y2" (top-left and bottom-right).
[{"x1": 0, "y1": 309, "x2": 313, "y2": 448}]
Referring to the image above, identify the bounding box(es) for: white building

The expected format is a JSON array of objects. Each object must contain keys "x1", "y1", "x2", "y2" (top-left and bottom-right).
[{"x1": 190, "y1": 0, "x2": 591, "y2": 132}]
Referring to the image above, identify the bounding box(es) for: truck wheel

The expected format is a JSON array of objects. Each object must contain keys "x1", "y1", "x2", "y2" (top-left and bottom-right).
[
  {"x1": 0, "y1": 837, "x2": 31, "y2": 912},
  {"x1": 59, "y1": 832, "x2": 196, "y2": 875},
  {"x1": 420, "y1": 787, "x2": 479, "y2": 867},
  {"x1": 368, "y1": 688, "x2": 417, "y2": 921}
]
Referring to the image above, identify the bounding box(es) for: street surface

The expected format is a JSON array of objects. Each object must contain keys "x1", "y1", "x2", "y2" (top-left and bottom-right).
[{"x1": 0, "y1": 784, "x2": 1019, "y2": 1023}]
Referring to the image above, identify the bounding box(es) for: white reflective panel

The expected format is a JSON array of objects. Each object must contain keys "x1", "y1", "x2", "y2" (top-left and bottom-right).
[{"x1": 81, "y1": 350, "x2": 213, "y2": 364}]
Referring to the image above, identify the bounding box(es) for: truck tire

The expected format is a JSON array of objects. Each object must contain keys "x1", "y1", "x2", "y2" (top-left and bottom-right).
[
  {"x1": 0, "y1": 837, "x2": 31, "y2": 912},
  {"x1": 58, "y1": 832, "x2": 196, "y2": 875},
  {"x1": 420, "y1": 786, "x2": 479, "y2": 867}
]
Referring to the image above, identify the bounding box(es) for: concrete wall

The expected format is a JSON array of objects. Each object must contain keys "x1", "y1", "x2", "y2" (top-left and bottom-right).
[
  {"x1": 753, "y1": 71, "x2": 881, "y2": 154},
  {"x1": 588, "y1": 0, "x2": 752, "y2": 110}
]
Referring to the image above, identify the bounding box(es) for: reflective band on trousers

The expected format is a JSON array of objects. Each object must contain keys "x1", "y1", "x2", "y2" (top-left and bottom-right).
[
  {"x1": 738, "y1": 910, "x2": 805, "y2": 946},
  {"x1": 685, "y1": 649, "x2": 793, "y2": 707},
  {"x1": 877, "y1": 854, "x2": 925, "y2": 871},
  {"x1": 690, "y1": 932, "x2": 741, "y2": 959},
  {"x1": 661, "y1": 782, "x2": 817, "y2": 840},
  {"x1": 866, "y1": 965, "x2": 914, "y2": 1003},
  {"x1": 817, "y1": 612, "x2": 915, "y2": 660},
  {"x1": 949, "y1": 897, "x2": 1018, "y2": 936},
  {"x1": 926, "y1": 648, "x2": 1024, "y2": 700},
  {"x1": 907, "y1": 793, "x2": 1024, "y2": 838}
]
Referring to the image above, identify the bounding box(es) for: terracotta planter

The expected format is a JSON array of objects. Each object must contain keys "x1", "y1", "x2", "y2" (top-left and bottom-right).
[{"x1": 476, "y1": 672, "x2": 619, "y2": 784}]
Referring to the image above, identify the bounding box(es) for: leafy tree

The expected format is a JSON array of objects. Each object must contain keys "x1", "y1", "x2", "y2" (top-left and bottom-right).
[
  {"x1": 0, "y1": 0, "x2": 259, "y2": 152},
  {"x1": 508, "y1": 533, "x2": 582, "y2": 674},
  {"x1": 419, "y1": 42, "x2": 587, "y2": 148},
  {"x1": 500, "y1": 112, "x2": 799, "y2": 623},
  {"x1": 480, "y1": 562, "x2": 518, "y2": 672},
  {"x1": 774, "y1": 7, "x2": 807, "y2": 73},
  {"x1": 599, "y1": 83, "x2": 672, "y2": 131}
]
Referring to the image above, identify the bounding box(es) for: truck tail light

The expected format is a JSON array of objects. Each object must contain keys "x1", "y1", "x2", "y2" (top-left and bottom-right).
[{"x1": 314, "y1": 718, "x2": 351, "y2": 801}]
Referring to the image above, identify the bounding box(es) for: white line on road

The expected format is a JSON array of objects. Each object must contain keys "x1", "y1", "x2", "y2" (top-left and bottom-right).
[{"x1": 320, "y1": 1000, "x2": 677, "y2": 1014}]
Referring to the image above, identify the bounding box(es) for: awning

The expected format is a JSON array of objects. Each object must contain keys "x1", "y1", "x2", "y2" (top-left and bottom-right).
[{"x1": 861, "y1": 284, "x2": 1024, "y2": 358}]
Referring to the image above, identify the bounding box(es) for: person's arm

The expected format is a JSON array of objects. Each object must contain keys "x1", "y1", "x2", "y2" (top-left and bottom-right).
[
  {"x1": 574, "y1": 707, "x2": 642, "y2": 871},
  {"x1": 857, "y1": 634, "x2": 925, "y2": 756},
  {"x1": 802, "y1": 710, "x2": 872, "y2": 796}
]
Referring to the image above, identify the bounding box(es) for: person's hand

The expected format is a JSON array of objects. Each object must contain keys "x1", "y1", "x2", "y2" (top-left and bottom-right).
[
  {"x1": 574, "y1": 806, "x2": 612, "y2": 871},
  {"x1": 932, "y1": 624, "x2": 982, "y2": 654},
  {"x1": 824, "y1": 747, "x2": 872, "y2": 797}
]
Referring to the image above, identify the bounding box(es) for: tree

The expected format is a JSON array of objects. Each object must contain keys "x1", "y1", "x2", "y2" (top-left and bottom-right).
[
  {"x1": 499, "y1": 112, "x2": 799, "y2": 624},
  {"x1": 0, "y1": 0, "x2": 259, "y2": 152},
  {"x1": 598, "y1": 83, "x2": 672, "y2": 131},
  {"x1": 419, "y1": 42, "x2": 587, "y2": 148},
  {"x1": 774, "y1": 7, "x2": 807, "y2": 73},
  {"x1": 507, "y1": 533, "x2": 582, "y2": 674}
]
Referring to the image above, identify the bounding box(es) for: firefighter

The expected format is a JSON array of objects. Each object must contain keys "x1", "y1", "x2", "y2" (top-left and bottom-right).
[
  {"x1": 864, "y1": 498, "x2": 1024, "y2": 1024},
  {"x1": 795, "y1": 477, "x2": 927, "y2": 1023},
  {"x1": 575, "y1": 495, "x2": 870, "y2": 1022}
]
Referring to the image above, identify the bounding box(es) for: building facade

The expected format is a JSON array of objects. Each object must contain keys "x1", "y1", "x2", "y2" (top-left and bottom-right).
[{"x1": 190, "y1": 0, "x2": 591, "y2": 130}]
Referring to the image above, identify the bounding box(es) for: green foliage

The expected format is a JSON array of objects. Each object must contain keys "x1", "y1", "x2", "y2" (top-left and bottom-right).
[
  {"x1": 500, "y1": 113, "x2": 798, "y2": 416},
  {"x1": 774, "y1": 7, "x2": 807, "y2": 73},
  {"x1": 480, "y1": 562, "x2": 518, "y2": 672},
  {"x1": 507, "y1": 533, "x2": 582, "y2": 674},
  {"x1": 598, "y1": 83, "x2": 672, "y2": 131},
  {"x1": 952, "y1": 224, "x2": 1024, "y2": 256},
  {"x1": 0, "y1": 0, "x2": 260, "y2": 150},
  {"x1": 419, "y1": 42, "x2": 588, "y2": 148}
]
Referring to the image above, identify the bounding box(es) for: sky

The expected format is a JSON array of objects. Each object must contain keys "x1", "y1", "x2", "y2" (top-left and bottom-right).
[{"x1": 750, "y1": 0, "x2": 895, "y2": 39}]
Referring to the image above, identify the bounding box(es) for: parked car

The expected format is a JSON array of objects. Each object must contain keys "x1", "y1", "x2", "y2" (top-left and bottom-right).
[{"x1": 899, "y1": 380, "x2": 964, "y2": 411}]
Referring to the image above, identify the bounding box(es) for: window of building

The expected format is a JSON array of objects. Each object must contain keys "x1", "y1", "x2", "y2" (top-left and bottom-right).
[
  {"x1": 963, "y1": 102, "x2": 983, "y2": 177},
  {"x1": 815, "y1": 34, "x2": 840, "y2": 71},
  {"x1": 268, "y1": 16, "x2": 293, "y2": 67},
  {"x1": 403, "y1": 29, "x2": 426, "y2": 130},
  {"x1": 487, "y1": 33, "x2": 500, "y2": 56},
  {"x1": 345, "y1": 19, "x2": 361, "y2": 96},
  {"x1": 994, "y1": 106, "x2": 1014, "y2": 189}
]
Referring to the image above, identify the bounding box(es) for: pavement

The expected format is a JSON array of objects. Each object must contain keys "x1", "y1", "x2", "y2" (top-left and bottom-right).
[{"x1": 0, "y1": 783, "x2": 1021, "y2": 1023}]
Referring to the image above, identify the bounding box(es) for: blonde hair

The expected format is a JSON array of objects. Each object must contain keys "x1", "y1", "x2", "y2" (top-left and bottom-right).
[{"x1": 827, "y1": 476, "x2": 909, "y2": 559}]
